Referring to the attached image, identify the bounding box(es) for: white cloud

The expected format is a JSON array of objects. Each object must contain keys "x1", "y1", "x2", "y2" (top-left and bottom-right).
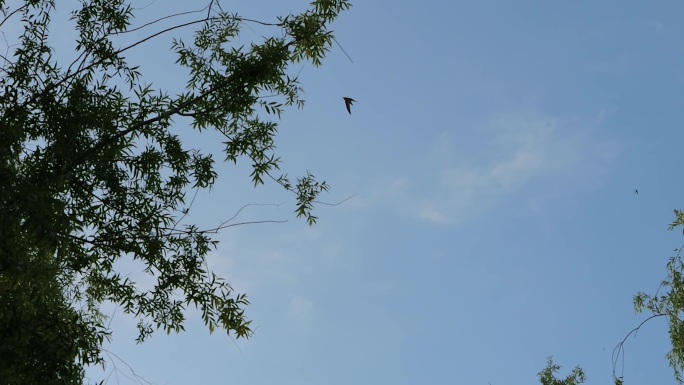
[{"x1": 369, "y1": 111, "x2": 616, "y2": 225}]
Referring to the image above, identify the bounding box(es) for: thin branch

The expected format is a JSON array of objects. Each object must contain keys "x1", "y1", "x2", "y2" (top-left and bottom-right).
[
  {"x1": 314, "y1": 193, "x2": 355, "y2": 206},
  {"x1": 102, "y1": 348, "x2": 155, "y2": 385},
  {"x1": 118, "y1": 5, "x2": 210, "y2": 34},
  {"x1": 332, "y1": 36, "x2": 353, "y2": 63},
  {"x1": 116, "y1": 18, "x2": 212, "y2": 58},
  {"x1": 207, "y1": 0, "x2": 215, "y2": 19},
  {"x1": 238, "y1": 16, "x2": 281, "y2": 27},
  {"x1": 218, "y1": 202, "x2": 284, "y2": 224},
  {"x1": 106, "y1": 307, "x2": 118, "y2": 330},
  {"x1": 168, "y1": 185, "x2": 201, "y2": 232},
  {"x1": 612, "y1": 313, "x2": 665, "y2": 382},
  {"x1": 0, "y1": 4, "x2": 28, "y2": 29},
  {"x1": 203, "y1": 219, "x2": 288, "y2": 235},
  {"x1": 62, "y1": 201, "x2": 288, "y2": 247},
  {"x1": 131, "y1": 0, "x2": 158, "y2": 11}
]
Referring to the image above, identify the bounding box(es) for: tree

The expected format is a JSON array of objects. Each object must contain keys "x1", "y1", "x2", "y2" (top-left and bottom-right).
[
  {"x1": 537, "y1": 357, "x2": 586, "y2": 385},
  {"x1": 628, "y1": 209, "x2": 684, "y2": 384},
  {"x1": 597, "y1": 208, "x2": 684, "y2": 385},
  {"x1": 0, "y1": 0, "x2": 351, "y2": 382}
]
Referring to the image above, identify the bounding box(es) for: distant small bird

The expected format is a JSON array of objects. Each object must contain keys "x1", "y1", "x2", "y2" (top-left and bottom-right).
[
  {"x1": 343, "y1": 97, "x2": 356, "y2": 114},
  {"x1": 635, "y1": 189, "x2": 638, "y2": 195}
]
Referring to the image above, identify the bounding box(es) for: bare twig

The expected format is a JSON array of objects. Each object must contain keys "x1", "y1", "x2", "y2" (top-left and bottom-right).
[
  {"x1": 102, "y1": 348, "x2": 155, "y2": 385},
  {"x1": 118, "y1": 5, "x2": 210, "y2": 34},
  {"x1": 332, "y1": 36, "x2": 353, "y2": 63},
  {"x1": 314, "y1": 193, "x2": 355, "y2": 206},
  {"x1": 612, "y1": 313, "x2": 665, "y2": 383}
]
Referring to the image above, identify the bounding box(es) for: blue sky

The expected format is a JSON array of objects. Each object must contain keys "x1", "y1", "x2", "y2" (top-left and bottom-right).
[{"x1": 41, "y1": 0, "x2": 684, "y2": 384}]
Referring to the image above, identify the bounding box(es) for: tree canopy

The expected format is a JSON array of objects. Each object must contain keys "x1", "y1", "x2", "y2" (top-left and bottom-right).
[
  {"x1": 627, "y1": 209, "x2": 684, "y2": 384},
  {"x1": 0, "y1": 0, "x2": 350, "y2": 382}
]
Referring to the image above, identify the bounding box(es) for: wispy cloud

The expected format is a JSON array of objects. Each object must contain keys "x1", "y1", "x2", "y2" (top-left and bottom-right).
[
  {"x1": 643, "y1": 20, "x2": 665, "y2": 33},
  {"x1": 285, "y1": 296, "x2": 316, "y2": 333},
  {"x1": 367, "y1": 111, "x2": 617, "y2": 225},
  {"x1": 206, "y1": 221, "x2": 350, "y2": 302}
]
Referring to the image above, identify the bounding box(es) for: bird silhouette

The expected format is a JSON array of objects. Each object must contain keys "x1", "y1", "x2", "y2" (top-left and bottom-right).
[
  {"x1": 343, "y1": 97, "x2": 355, "y2": 114},
  {"x1": 635, "y1": 189, "x2": 638, "y2": 195}
]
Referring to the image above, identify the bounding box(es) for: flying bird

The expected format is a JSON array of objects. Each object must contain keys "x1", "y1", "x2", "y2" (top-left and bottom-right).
[
  {"x1": 635, "y1": 189, "x2": 638, "y2": 195},
  {"x1": 343, "y1": 97, "x2": 356, "y2": 114}
]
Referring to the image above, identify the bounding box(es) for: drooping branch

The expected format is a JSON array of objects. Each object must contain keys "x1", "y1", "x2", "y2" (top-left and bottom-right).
[{"x1": 611, "y1": 313, "x2": 665, "y2": 385}]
